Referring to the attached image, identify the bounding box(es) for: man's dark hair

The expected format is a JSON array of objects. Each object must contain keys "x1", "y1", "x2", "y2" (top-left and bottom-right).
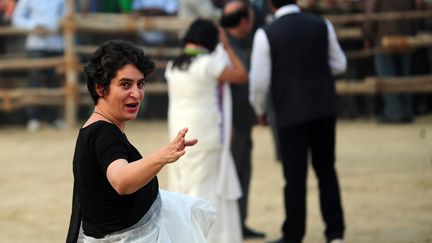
[
  {"x1": 84, "y1": 40, "x2": 155, "y2": 105},
  {"x1": 271, "y1": 0, "x2": 296, "y2": 9},
  {"x1": 220, "y1": 3, "x2": 250, "y2": 28}
]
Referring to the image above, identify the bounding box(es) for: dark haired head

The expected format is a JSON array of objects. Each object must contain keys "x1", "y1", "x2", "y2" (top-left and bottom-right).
[
  {"x1": 220, "y1": 3, "x2": 250, "y2": 28},
  {"x1": 181, "y1": 18, "x2": 219, "y2": 52},
  {"x1": 271, "y1": 0, "x2": 296, "y2": 9},
  {"x1": 171, "y1": 19, "x2": 219, "y2": 70},
  {"x1": 84, "y1": 40, "x2": 155, "y2": 105}
]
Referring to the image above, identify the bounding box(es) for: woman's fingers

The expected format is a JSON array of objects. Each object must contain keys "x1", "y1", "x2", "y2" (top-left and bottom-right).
[
  {"x1": 176, "y1": 127, "x2": 188, "y2": 140},
  {"x1": 174, "y1": 128, "x2": 197, "y2": 148},
  {"x1": 185, "y1": 139, "x2": 198, "y2": 147},
  {"x1": 167, "y1": 128, "x2": 197, "y2": 163}
]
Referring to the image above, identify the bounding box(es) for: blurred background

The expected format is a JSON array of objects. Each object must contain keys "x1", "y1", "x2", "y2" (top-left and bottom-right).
[
  {"x1": 0, "y1": 1, "x2": 431, "y2": 243},
  {"x1": 1, "y1": 0, "x2": 432, "y2": 128}
]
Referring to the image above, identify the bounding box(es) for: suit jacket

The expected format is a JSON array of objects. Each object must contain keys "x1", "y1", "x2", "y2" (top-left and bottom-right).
[{"x1": 263, "y1": 12, "x2": 336, "y2": 127}]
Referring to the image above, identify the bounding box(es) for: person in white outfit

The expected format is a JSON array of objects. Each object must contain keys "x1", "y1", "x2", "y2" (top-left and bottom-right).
[
  {"x1": 12, "y1": 0, "x2": 65, "y2": 131},
  {"x1": 165, "y1": 18, "x2": 247, "y2": 243}
]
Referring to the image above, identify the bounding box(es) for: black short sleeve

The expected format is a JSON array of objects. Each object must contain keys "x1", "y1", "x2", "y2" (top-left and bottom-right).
[{"x1": 93, "y1": 124, "x2": 129, "y2": 173}]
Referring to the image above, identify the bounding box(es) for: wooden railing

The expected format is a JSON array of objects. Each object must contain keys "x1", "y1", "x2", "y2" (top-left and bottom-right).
[{"x1": 1, "y1": 3, "x2": 432, "y2": 127}]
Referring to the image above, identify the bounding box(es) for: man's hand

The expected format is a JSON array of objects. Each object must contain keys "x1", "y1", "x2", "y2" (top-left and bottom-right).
[{"x1": 257, "y1": 115, "x2": 267, "y2": 126}]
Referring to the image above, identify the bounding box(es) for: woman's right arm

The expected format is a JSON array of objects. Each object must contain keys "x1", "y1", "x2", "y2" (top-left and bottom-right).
[
  {"x1": 217, "y1": 29, "x2": 248, "y2": 84},
  {"x1": 106, "y1": 128, "x2": 197, "y2": 195}
]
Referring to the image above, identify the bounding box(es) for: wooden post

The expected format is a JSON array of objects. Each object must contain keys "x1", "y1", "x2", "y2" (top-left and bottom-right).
[{"x1": 63, "y1": 0, "x2": 78, "y2": 128}]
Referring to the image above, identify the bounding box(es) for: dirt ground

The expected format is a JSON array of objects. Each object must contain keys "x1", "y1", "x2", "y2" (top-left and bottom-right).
[{"x1": 0, "y1": 116, "x2": 431, "y2": 243}]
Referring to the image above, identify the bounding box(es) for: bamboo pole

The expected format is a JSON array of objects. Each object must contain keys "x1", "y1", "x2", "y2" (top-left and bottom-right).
[
  {"x1": 0, "y1": 57, "x2": 63, "y2": 70},
  {"x1": 327, "y1": 9, "x2": 432, "y2": 25},
  {"x1": 335, "y1": 75, "x2": 432, "y2": 94},
  {"x1": 0, "y1": 83, "x2": 169, "y2": 111},
  {"x1": 63, "y1": 0, "x2": 78, "y2": 128},
  {"x1": 381, "y1": 33, "x2": 432, "y2": 53},
  {"x1": 75, "y1": 45, "x2": 181, "y2": 57},
  {"x1": 75, "y1": 14, "x2": 195, "y2": 33},
  {"x1": 0, "y1": 26, "x2": 58, "y2": 36}
]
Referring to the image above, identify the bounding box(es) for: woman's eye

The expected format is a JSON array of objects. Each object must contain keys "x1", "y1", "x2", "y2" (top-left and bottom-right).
[
  {"x1": 137, "y1": 80, "x2": 146, "y2": 89},
  {"x1": 120, "y1": 82, "x2": 130, "y2": 88}
]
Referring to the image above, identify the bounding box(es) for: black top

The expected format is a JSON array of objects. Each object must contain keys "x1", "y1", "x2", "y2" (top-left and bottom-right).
[
  {"x1": 72, "y1": 121, "x2": 159, "y2": 238},
  {"x1": 263, "y1": 12, "x2": 336, "y2": 127}
]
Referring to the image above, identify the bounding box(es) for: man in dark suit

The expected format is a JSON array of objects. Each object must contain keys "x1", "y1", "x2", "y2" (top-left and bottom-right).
[
  {"x1": 249, "y1": 0, "x2": 347, "y2": 242},
  {"x1": 220, "y1": 0, "x2": 265, "y2": 239}
]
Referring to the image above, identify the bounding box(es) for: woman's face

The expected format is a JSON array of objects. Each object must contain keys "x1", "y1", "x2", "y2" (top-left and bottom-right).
[{"x1": 100, "y1": 64, "x2": 145, "y2": 123}]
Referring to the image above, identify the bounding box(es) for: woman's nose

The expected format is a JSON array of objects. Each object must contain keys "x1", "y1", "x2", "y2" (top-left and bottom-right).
[{"x1": 130, "y1": 85, "x2": 139, "y2": 97}]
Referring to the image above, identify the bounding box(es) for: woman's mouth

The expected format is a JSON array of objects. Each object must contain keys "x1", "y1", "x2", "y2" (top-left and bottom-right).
[{"x1": 125, "y1": 102, "x2": 139, "y2": 112}]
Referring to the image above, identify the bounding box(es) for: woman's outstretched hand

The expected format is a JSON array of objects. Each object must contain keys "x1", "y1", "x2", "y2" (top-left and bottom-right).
[{"x1": 160, "y1": 127, "x2": 198, "y2": 164}]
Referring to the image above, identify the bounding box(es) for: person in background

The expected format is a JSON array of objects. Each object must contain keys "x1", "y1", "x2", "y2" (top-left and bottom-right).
[
  {"x1": 310, "y1": 0, "x2": 368, "y2": 120},
  {"x1": 249, "y1": 0, "x2": 347, "y2": 242},
  {"x1": 363, "y1": 0, "x2": 418, "y2": 123},
  {"x1": 77, "y1": 0, "x2": 133, "y2": 14},
  {"x1": 178, "y1": 0, "x2": 221, "y2": 19},
  {"x1": 66, "y1": 40, "x2": 216, "y2": 243},
  {"x1": 0, "y1": 0, "x2": 15, "y2": 25},
  {"x1": 220, "y1": 0, "x2": 265, "y2": 239},
  {"x1": 165, "y1": 18, "x2": 247, "y2": 243},
  {"x1": 132, "y1": 0, "x2": 178, "y2": 46},
  {"x1": 0, "y1": 0, "x2": 15, "y2": 56},
  {"x1": 12, "y1": 0, "x2": 66, "y2": 131},
  {"x1": 212, "y1": 0, "x2": 227, "y2": 9}
]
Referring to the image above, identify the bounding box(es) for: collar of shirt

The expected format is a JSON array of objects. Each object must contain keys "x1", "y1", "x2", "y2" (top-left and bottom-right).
[{"x1": 274, "y1": 4, "x2": 301, "y2": 19}]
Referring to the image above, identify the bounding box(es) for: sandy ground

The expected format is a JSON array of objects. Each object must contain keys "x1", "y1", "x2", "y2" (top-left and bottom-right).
[{"x1": 0, "y1": 116, "x2": 431, "y2": 243}]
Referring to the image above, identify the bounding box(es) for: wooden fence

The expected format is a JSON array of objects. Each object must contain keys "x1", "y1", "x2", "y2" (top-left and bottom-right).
[{"x1": 1, "y1": 2, "x2": 432, "y2": 127}]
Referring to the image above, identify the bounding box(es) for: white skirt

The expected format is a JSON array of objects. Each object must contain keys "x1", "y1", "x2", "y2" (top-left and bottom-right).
[{"x1": 80, "y1": 190, "x2": 217, "y2": 243}]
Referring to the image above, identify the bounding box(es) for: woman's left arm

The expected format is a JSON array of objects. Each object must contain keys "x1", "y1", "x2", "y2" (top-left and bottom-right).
[{"x1": 106, "y1": 128, "x2": 197, "y2": 195}]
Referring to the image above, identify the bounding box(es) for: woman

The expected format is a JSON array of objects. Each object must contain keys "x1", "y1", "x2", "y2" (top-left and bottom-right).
[
  {"x1": 165, "y1": 19, "x2": 247, "y2": 243},
  {"x1": 66, "y1": 40, "x2": 216, "y2": 243}
]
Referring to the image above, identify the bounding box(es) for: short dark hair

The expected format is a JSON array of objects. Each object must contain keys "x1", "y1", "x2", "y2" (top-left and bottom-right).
[
  {"x1": 84, "y1": 40, "x2": 155, "y2": 105},
  {"x1": 271, "y1": 0, "x2": 296, "y2": 9},
  {"x1": 220, "y1": 2, "x2": 250, "y2": 28}
]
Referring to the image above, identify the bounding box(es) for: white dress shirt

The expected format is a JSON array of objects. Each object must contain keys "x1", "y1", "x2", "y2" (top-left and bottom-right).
[
  {"x1": 132, "y1": 0, "x2": 179, "y2": 14},
  {"x1": 12, "y1": 0, "x2": 65, "y2": 51},
  {"x1": 249, "y1": 4, "x2": 347, "y2": 116}
]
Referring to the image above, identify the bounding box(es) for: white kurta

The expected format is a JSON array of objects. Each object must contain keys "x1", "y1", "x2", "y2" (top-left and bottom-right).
[{"x1": 165, "y1": 47, "x2": 242, "y2": 243}]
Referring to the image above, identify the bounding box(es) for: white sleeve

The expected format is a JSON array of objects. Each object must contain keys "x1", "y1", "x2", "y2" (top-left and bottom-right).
[
  {"x1": 12, "y1": 0, "x2": 34, "y2": 29},
  {"x1": 325, "y1": 19, "x2": 347, "y2": 76},
  {"x1": 165, "y1": 0, "x2": 179, "y2": 14},
  {"x1": 206, "y1": 44, "x2": 228, "y2": 81},
  {"x1": 249, "y1": 28, "x2": 271, "y2": 116}
]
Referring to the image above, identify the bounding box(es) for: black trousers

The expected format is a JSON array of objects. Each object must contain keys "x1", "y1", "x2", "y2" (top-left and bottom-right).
[
  {"x1": 231, "y1": 125, "x2": 253, "y2": 226},
  {"x1": 278, "y1": 116, "x2": 344, "y2": 242}
]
